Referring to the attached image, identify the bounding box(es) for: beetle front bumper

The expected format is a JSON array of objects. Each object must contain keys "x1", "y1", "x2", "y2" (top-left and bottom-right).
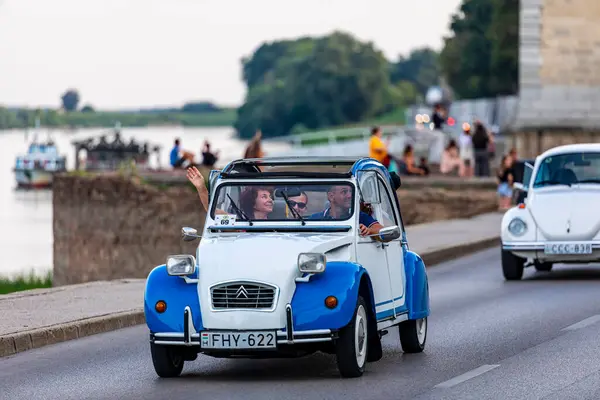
[
  {"x1": 149, "y1": 304, "x2": 336, "y2": 347},
  {"x1": 502, "y1": 241, "x2": 600, "y2": 252}
]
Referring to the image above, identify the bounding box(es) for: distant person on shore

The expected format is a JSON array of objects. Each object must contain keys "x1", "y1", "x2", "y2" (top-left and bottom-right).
[
  {"x1": 244, "y1": 130, "x2": 265, "y2": 159},
  {"x1": 471, "y1": 119, "x2": 493, "y2": 177},
  {"x1": 496, "y1": 154, "x2": 515, "y2": 210},
  {"x1": 397, "y1": 144, "x2": 426, "y2": 176},
  {"x1": 440, "y1": 139, "x2": 461, "y2": 175},
  {"x1": 431, "y1": 104, "x2": 445, "y2": 130},
  {"x1": 201, "y1": 140, "x2": 219, "y2": 169},
  {"x1": 458, "y1": 124, "x2": 474, "y2": 177},
  {"x1": 368, "y1": 126, "x2": 391, "y2": 168},
  {"x1": 169, "y1": 138, "x2": 195, "y2": 169}
]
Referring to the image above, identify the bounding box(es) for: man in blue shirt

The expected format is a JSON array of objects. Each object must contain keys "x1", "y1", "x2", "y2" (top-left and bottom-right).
[
  {"x1": 310, "y1": 185, "x2": 383, "y2": 237},
  {"x1": 170, "y1": 138, "x2": 195, "y2": 168}
]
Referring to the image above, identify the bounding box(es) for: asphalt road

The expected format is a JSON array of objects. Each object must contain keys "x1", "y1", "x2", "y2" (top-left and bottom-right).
[{"x1": 3, "y1": 247, "x2": 600, "y2": 400}]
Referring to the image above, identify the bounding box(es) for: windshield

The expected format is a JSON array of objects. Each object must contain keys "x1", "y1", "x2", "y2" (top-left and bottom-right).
[
  {"x1": 210, "y1": 182, "x2": 356, "y2": 222},
  {"x1": 533, "y1": 152, "x2": 600, "y2": 188}
]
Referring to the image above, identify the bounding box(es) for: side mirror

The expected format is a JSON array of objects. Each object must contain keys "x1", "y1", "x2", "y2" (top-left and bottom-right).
[
  {"x1": 376, "y1": 225, "x2": 401, "y2": 242},
  {"x1": 181, "y1": 226, "x2": 201, "y2": 242}
]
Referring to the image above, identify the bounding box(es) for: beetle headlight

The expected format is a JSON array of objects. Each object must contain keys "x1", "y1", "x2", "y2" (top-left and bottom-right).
[
  {"x1": 508, "y1": 218, "x2": 527, "y2": 236},
  {"x1": 166, "y1": 254, "x2": 196, "y2": 276},
  {"x1": 298, "y1": 253, "x2": 326, "y2": 274}
]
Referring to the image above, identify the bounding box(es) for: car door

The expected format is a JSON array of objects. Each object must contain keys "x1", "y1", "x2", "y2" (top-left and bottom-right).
[
  {"x1": 374, "y1": 175, "x2": 406, "y2": 316},
  {"x1": 355, "y1": 171, "x2": 394, "y2": 321}
]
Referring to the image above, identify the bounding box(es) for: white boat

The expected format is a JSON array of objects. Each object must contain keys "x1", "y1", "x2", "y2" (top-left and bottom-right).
[{"x1": 13, "y1": 132, "x2": 67, "y2": 188}]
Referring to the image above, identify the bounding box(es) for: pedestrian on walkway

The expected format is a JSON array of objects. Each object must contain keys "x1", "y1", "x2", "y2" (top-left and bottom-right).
[{"x1": 472, "y1": 120, "x2": 493, "y2": 177}]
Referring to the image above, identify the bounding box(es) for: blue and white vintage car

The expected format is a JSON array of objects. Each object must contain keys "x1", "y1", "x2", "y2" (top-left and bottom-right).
[
  {"x1": 144, "y1": 157, "x2": 430, "y2": 378},
  {"x1": 501, "y1": 144, "x2": 600, "y2": 280}
]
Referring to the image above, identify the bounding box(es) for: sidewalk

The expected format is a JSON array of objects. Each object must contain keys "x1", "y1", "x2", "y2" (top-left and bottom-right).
[{"x1": 0, "y1": 211, "x2": 503, "y2": 357}]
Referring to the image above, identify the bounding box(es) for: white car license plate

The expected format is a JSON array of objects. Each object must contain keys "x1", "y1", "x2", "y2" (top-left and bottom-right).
[
  {"x1": 201, "y1": 331, "x2": 276, "y2": 349},
  {"x1": 544, "y1": 242, "x2": 593, "y2": 255}
]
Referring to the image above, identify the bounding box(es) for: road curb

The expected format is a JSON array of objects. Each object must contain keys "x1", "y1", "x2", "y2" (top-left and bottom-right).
[
  {"x1": 421, "y1": 236, "x2": 500, "y2": 267},
  {"x1": 0, "y1": 310, "x2": 145, "y2": 358},
  {"x1": 0, "y1": 237, "x2": 500, "y2": 358}
]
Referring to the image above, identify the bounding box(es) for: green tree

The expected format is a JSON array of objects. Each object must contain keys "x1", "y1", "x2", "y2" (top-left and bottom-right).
[
  {"x1": 61, "y1": 89, "x2": 80, "y2": 111},
  {"x1": 234, "y1": 31, "x2": 392, "y2": 139},
  {"x1": 488, "y1": 0, "x2": 519, "y2": 95},
  {"x1": 439, "y1": 0, "x2": 518, "y2": 99},
  {"x1": 390, "y1": 48, "x2": 440, "y2": 96}
]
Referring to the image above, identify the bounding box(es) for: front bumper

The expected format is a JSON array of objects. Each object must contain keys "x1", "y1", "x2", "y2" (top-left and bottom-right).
[
  {"x1": 502, "y1": 241, "x2": 600, "y2": 251},
  {"x1": 149, "y1": 304, "x2": 336, "y2": 347}
]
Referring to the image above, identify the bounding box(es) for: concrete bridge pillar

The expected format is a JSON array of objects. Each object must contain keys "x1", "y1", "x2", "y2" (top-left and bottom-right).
[{"x1": 512, "y1": 0, "x2": 600, "y2": 158}]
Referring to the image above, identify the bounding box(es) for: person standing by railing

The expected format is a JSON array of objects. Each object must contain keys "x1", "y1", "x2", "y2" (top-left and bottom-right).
[{"x1": 368, "y1": 126, "x2": 391, "y2": 168}]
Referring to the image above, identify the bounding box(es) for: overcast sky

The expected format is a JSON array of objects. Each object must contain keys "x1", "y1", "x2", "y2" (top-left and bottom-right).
[{"x1": 0, "y1": 0, "x2": 462, "y2": 109}]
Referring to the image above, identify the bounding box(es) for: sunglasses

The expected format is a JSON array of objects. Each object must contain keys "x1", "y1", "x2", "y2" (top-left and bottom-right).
[{"x1": 289, "y1": 200, "x2": 306, "y2": 209}]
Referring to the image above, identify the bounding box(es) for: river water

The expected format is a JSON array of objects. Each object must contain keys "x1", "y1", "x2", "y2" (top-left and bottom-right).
[{"x1": 0, "y1": 126, "x2": 292, "y2": 277}]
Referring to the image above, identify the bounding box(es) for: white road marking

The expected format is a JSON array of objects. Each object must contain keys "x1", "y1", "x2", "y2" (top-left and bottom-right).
[
  {"x1": 561, "y1": 314, "x2": 600, "y2": 331},
  {"x1": 434, "y1": 364, "x2": 500, "y2": 389}
]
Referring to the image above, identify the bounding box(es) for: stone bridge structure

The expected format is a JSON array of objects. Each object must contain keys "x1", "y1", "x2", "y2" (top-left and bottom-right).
[{"x1": 514, "y1": 0, "x2": 600, "y2": 158}]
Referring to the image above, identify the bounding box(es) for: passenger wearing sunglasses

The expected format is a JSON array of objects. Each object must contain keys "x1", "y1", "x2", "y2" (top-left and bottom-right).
[{"x1": 287, "y1": 191, "x2": 309, "y2": 216}]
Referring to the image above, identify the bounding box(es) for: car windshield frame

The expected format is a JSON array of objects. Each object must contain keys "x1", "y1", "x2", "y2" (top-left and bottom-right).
[
  {"x1": 208, "y1": 179, "x2": 359, "y2": 224},
  {"x1": 532, "y1": 151, "x2": 600, "y2": 188}
]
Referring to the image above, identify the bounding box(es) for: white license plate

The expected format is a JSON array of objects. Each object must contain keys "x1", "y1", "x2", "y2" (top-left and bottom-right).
[
  {"x1": 200, "y1": 331, "x2": 276, "y2": 349},
  {"x1": 544, "y1": 242, "x2": 593, "y2": 255}
]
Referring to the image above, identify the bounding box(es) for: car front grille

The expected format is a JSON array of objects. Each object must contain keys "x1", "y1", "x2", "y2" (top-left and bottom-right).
[{"x1": 210, "y1": 282, "x2": 277, "y2": 310}]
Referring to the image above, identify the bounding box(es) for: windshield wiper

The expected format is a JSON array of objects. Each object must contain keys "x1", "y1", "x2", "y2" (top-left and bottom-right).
[
  {"x1": 280, "y1": 192, "x2": 306, "y2": 225},
  {"x1": 534, "y1": 179, "x2": 571, "y2": 187},
  {"x1": 226, "y1": 194, "x2": 253, "y2": 226}
]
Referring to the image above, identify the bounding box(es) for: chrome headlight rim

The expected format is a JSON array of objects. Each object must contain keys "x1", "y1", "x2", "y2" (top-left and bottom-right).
[
  {"x1": 508, "y1": 218, "x2": 527, "y2": 236},
  {"x1": 298, "y1": 252, "x2": 326, "y2": 274},
  {"x1": 166, "y1": 254, "x2": 197, "y2": 276}
]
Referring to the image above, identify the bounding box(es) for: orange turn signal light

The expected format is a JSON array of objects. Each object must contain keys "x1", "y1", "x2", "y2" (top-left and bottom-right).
[
  {"x1": 325, "y1": 296, "x2": 338, "y2": 309},
  {"x1": 155, "y1": 300, "x2": 167, "y2": 313},
  {"x1": 518, "y1": 203, "x2": 526, "y2": 209}
]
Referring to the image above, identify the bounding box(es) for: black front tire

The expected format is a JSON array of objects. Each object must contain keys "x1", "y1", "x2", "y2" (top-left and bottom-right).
[
  {"x1": 335, "y1": 296, "x2": 369, "y2": 378},
  {"x1": 150, "y1": 343, "x2": 185, "y2": 378},
  {"x1": 502, "y1": 249, "x2": 525, "y2": 280}
]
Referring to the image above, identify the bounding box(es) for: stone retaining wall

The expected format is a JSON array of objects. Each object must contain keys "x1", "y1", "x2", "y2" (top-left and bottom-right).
[{"x1": 52, "y1": 174, "x2": 498, "y2": 286}]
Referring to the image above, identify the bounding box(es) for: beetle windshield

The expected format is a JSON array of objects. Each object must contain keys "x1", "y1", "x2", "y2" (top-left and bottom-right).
[
  {"x1": 210, "y1": 182, "x2": 357, "y2": 222},
  {"x1": 533, "y1": 152, "x2": 600, "y2": 188}
]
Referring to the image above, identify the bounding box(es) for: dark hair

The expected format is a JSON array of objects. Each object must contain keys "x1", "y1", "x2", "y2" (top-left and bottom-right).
[
  {"x1": 371, "y1": 126, "x2": 380, "y2": 135},
  {"x1": 446, "y1": 139, "x2": 457, "y2": 150},
  {"x1": 403, "y1": 144, "x2": 413, "y2": 157},
  {"x1": 239, "y1": 186, "x2": 273, "y2": 218},
  {"x1": 174, "y1": 138, "x2": 180, "y2": 145}
]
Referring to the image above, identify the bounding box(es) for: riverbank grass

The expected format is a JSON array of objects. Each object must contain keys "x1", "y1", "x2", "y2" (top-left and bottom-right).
[{"x1": 0, "y1": 270, "x2": 52, "y2": 295}]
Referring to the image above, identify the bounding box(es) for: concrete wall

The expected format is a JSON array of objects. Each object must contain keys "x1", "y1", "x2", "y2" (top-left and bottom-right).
[{"x1": 52, "y1": 174, "x2": 499, "y2": 286}]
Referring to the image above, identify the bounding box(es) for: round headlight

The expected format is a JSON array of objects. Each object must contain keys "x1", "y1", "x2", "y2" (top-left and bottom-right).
[{"x1": 508, "y1": 218, "x2": 527, "y2": 236}]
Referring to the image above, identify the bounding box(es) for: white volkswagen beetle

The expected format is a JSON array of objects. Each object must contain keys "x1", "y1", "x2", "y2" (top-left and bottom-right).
[
  {"x1": 144, "y1": 157, "x2": 430, "y2": 378},
  {"x1": 501, "y1": 143, "x2": 600, "y2": 280}
]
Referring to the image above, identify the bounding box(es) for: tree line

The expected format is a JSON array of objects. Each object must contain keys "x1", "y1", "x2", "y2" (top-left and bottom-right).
[
  {"x1": 234, "y1": 0, "x2": 518, "y2": 139},
  {"x1": 0, "y1": 88, "x2": 235, "y2": 130}
]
